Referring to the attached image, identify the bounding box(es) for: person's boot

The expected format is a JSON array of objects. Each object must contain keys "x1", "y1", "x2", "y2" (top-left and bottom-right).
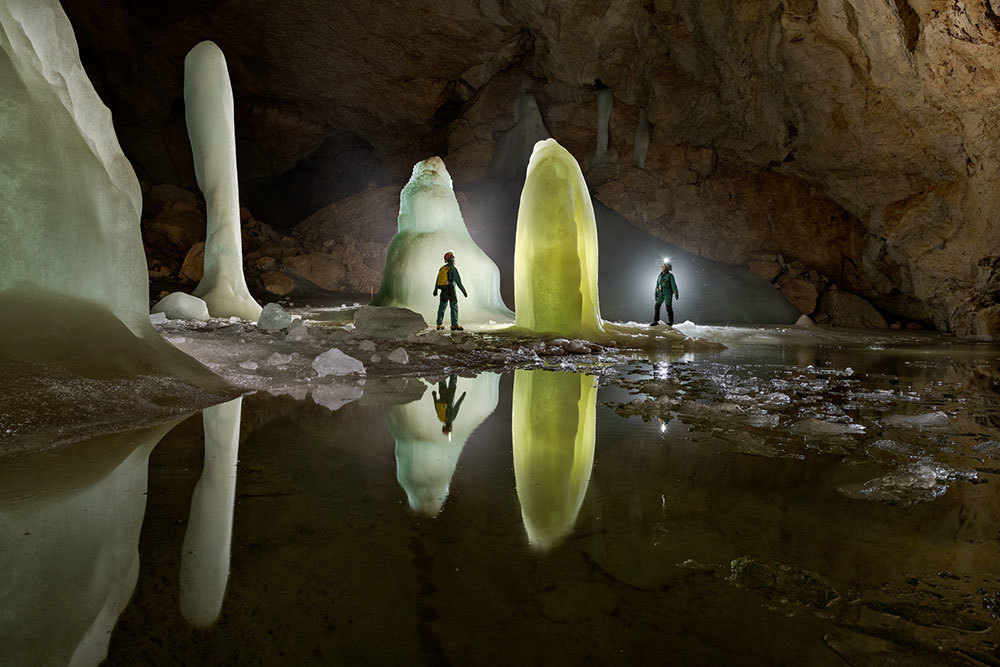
[
  {"x1": 650, "y1": 320, "x2": 659, "y2": 326},
  {"x1": 436, "y1": 324, "x2": 445, "y2": 330},
  {"x1": 451, "y1": 325, "x2": 464, "y2": 331}
]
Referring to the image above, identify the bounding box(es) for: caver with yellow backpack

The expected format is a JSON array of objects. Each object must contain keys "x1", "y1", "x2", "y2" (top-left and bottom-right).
[{"x1": 433, "y1": 251, "x2": 469, "y2": 330}]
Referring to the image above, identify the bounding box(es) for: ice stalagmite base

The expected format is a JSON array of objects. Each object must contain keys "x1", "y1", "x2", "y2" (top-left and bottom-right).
[
  {"x1": 512, "y1": 370, "x2": 597, "y2": 551},
  {"x1": 514, "y1": 139, "x2": 603, "y2": 336},
  {"x1": 372, "y1": 157, "x2": 512, "y2": 326},
  {"x1": 185, "y1": 41, "x2": 261, "y2": 321},
  {"x1": 0, "y1": 0, "x2": 214, "y2": 381},
  {"x1": 384, "y1": 373, "x2": 500, "y2": 516}
]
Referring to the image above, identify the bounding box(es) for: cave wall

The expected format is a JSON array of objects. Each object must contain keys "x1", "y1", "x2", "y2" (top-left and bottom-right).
[{"x1": 61, "y1": 0, "x2": 1000, "y2": 335}]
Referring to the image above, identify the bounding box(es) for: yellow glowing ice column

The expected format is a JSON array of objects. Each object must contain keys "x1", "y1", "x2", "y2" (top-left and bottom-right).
[
  {"x1": 514, "y1": 139, "x2": 603, "y2": 336},
  {"x1": 179, "y1": 397, "x2": 242, "y2": 627},
  {"x1": 185, "y1": 41, "x2": 262, "y2": 321},
  {"x1": 385, "y1": 373, "x2": 500, "y2": 516},
  {"x1": 512, "y1": 369, "x2": 597, "y2": 550}
]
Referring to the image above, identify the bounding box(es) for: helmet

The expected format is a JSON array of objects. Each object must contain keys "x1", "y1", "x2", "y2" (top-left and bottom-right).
[
  {"x1": 444, "y1": 251, "x2": 454, "y2": 262},
  {"x1": 663, "y1": 262, "x2": 672, "y2": 271}
]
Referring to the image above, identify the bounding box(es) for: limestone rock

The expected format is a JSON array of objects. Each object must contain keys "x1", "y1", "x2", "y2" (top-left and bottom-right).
[
  {"x1": 818, "y1": 288, "x2": 888, "y2": 330},
  {"x1": 353, "y1": 305, "x2": 427, "y2": 338},
  {"x1": 261, "y1": 271, "x2": 294, "y2": 296},
  {"x1": 281, "y1": 252, "x2": 345, "y2": 291},
  {"x1": 748, "y1": 260, "x2": 782, "y2": 283},
  {"x1": 180, "y1": 242, "x2": 205, "y2": 283},
  {"x1": 776, "y1": 276, "x2": 819, "y2": 315}
]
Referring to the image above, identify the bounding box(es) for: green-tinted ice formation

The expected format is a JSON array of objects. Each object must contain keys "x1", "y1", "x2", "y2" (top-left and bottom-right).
[
  {"x1": 514, "y1": 139, "x2": 603, "y2": 336},
  {"x1": 512, "y1": 369, "x2": 597, "y2": 550},
  {"x1": 385, "y1": 373, "x2": 500, "y2": 516},
  {"x1": 185, "y1": 41, "x2": 262, "y2": 321},
  {"x1": 0, "y1": 0, "x2": 210, "y2": 378},
  {"x1": 372, "y1": 157, "x2": 513, "y2": 325}
]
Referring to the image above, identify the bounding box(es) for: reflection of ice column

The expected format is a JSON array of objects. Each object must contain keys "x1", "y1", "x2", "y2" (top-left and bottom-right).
[
  {"x1": 384, "y1": 373, "x2": 500, "y2": 516},
  {"x1": 513, "y1": 370, "x2": 597, "y2": 551},
  {"x1": 0, "y1": 421, "x2": 177, "y2": 667},
  {"x1": 372, "y1": 157, "x2": 513, "y2": 325},
  {"x1": 514, "y1": 139, "x2": 603, "y2": 335},
  {"x1": 185, "y1": 41, "x2": 262, "y2": 321},
  {"x1": 180, "y1": 397, "x2": 243, "y2": 628}
]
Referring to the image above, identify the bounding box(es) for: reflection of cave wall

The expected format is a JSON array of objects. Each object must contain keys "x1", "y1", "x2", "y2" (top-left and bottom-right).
[{"x1": 61, "y1": 0, "x2": 1000, "y2": 335}]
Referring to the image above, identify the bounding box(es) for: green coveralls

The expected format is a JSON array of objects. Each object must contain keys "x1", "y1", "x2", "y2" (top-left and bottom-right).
[
  {"x1": 434, "y1": 261, "x2": 468, "y2": 327},
  {"x1": 654, "y1": 270, "x2": 679, "y2": 325}
]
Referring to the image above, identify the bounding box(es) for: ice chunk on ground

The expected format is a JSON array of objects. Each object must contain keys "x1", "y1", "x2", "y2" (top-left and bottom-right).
[
  {"x1": 256, "y1": 303, "x2": 292, "y2": 331},
  {"x1": 727, "y1": 556, "x2": 839, "y2": 609},
  {"x1": 150, "y1": 312, "x2": 168, "y2": 325},
  {"x1": 312, "y1": 348, "x2": 365, "y2": 377},
  {"x1": 371, "y1": 157, "x2": 513, "y2": 325},
  {"x1": 353, "y1": 305, "x2": 426, "y2": 338},
  {"x1": 238, "y1": 361, "x2": 257, "y2": 370},
  {"x1": 790, "y1": 418, "x2": 864, "y2": 436},
  {"x1": 358, "y1": 340, "x2": 376, "y2": 352},
  {"x1": 974, "y1": 440, "x2": 1000, "y2": 458},
  {"x1": 795, "y1": 314, "x2": 815, "y2": 328},
  {"x1": 184, "y1": 41, "x2": 261, "y2": 321},
  {"x1": 151, "y1": 292, "x2": 210, "y2": 321},
  {"x1": 285, "y1": 320, "x2": 309, "y2": 341},
  {"x1": 514, "y1": 139, "x2": 603, "y2": 336},
  {"x1": 387, "y1": 347, "x2": 409, "y2": 364},
  {"x1": 838, "y1": 463, "x2": 977, "y2": 507},
  {"x1": 266, "y1": 352, "x2": 292, "y2": 366},
  {"x1": 311, "y1": 383, "x2": 364, "y2": 411},
  {"x1": 886, "y1": 411, "x2": 950, "y2": 429}
]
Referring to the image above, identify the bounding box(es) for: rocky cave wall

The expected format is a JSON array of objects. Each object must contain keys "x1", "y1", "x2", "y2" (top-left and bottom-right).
[{"x1": 61, "y1": 0, "x2": 1000, "y2": 335}]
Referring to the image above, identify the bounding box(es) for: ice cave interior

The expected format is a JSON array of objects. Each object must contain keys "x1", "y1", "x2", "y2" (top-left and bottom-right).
[{"x1": 3, "y1": 0, "x2": 1000, "y2": 664}]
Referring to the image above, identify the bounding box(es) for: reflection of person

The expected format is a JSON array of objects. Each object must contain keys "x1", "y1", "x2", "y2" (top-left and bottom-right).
[
  {"x1": 651, "y1": 261, "x2": 679, "y2": 326},
  {"x1": 433, "y1": 251, "x2": 469, "y2": 331},
  {"x1": 433, "y1": 373, "x2": 467, "y2": 434}
]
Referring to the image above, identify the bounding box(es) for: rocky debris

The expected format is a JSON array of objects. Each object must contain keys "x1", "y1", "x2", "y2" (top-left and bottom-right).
[
  {"x1": 727, "y1": 556, "x2": 839, "y2": 609},
  {"x1": 151, "y1": 292, "x2": 210, "y2": 320},
  {"x1": 776, "y1": 275, "x2": 819, "y2": 315},
  {"x1": 260, "y1": 270, "x2": 295, "y2": 296},
  {"x1": 886, "y1": 411, "x2": 950, "y2": 429},
  {"x1": 386, "y1": 347, "x2": 409, "y2": 364},
  {"x1": 179, "y1": 242, "x2": 205, "y2": 282},
  {"x1": 312, "y1": 348, "x2": 365, "y2": 377},
  {"x1": 280, "y1": 252, "x2": 345, "y2": 291},
  {"x1": 257, "y1": 303, "x2": 293, "y2": 331},
  {"x1": 817, "y1": 287, "x2": 888, "y2": 329},
  {"x1": 748, "y1": 259, "x2": 782, "y2": 283},
  {"x1": 838, "y1": 463, "x2": 977, "y2": 508},
  {"x1": 353, "y1": 305, "x2": 426, "y2": 338}
]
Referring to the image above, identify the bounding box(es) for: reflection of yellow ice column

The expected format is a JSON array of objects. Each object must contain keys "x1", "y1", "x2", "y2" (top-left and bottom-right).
[
  {"x1": 385, "y1": 373, "x2": 500, "y2": 516},
  {"x1": 512, "y1": 369, "x2": 597, "y2": 550},
  {"x1": 0, "y1": 421, "x2": 177, "y2": 667},
  {"x1": 180, "y1": 397, "x2": 242, "y2": 627},
  {"x1": 514, "y1": 139, "x2": 603, "y2": 336},
  {"x1": 185, "y1": 41, "x2": 262, "y2": 321}
]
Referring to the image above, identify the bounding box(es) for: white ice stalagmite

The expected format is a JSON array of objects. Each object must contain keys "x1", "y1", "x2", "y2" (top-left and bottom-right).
[
  {"x1": 372, "y1": 157, "x2": 513, "y2": 326},
  {"x1": 184, "y1": 41, "x2": 262, "y2": 321},
  {"x1": 0, "y1": 0, "x2": 211, "y2": 378},
  {"x1": 512, "y1": 369, "x2": 597, "y2": 551},
  {"x1": 514, "y1": 139, "x2": 603, "y2": 336},
  {"x1": 384, "y1": 373, "x2": 500, "y2": 516},
  {"x1": 179, "y1": 397, "x2": 243, "y2": 628},
  {"x1": 0, "y1": 420, "x2": 179, "y2": 667}
]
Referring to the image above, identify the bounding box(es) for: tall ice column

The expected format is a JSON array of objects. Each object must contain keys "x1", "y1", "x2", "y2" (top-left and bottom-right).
[{"x1": 184, "y1": 41, "x2": 262, "y2": 321}]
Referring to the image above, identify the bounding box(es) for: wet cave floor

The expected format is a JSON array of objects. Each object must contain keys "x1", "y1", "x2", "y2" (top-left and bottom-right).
[{"x1": 3, "y1": 322, "x2": 1000, "y2": 665}]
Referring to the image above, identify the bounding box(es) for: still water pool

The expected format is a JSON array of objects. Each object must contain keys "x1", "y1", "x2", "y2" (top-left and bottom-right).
[{"x1": 3, "y1": 331, "x2": 1000, "y2": 665}]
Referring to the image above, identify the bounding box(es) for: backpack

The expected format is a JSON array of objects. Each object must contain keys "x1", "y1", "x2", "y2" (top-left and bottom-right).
[{"x1": 436, "y1": 264, "x2": 450, "y2": 286}]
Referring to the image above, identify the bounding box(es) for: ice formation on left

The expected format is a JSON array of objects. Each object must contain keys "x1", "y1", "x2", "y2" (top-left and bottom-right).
[
  {"x1": 184, "y1": 41, "x2": 262, "y2": 321},
  {"x1": 372, "y1": 157, "x2": 513, "y2": 326},
  {"x1": 0, "y1": 0, "x2": 212, "y2": 380}
]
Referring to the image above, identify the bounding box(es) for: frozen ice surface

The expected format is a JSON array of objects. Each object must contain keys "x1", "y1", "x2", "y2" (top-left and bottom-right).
[
  {"x1": 310, "y1": 383, "x2": 364, "y2": 411},
  {"x1": 372, "y1": 158, "x2": 513, "y2": 325},
  {"x1": 513, "y1": 369, "x2": 597, "y2": 551},
  {"x1": 354, "y1": 305, "x2": 426, "y2": 338},
  {"x1": 184, "y1": 42, "x2": 261, "y2": 321},
  {"x1": 266, "y1": 353, "x2": 293, "y2": 366},
  {"x1": 151, "y1": 292, "x2": 210, "y2": 321},
  {"x1": 180, "y1": 398, "x2": 241, "y2": 628},
  {"x1": 384, "y1": 373, "x2": 500, "y2": 516},
  {"x1": 515, "y1": 139, "x2": 602, "y2": 336},
  {"x1": 312, "y1": 348, "x2": 365, "y2": 377},
  {"x1": 387, "y1": 347, "x2": 409, "y2": 364},
  {"x1": 256, "y1": 303, "x2": 292, "y2": 331},
  {"x1": 886, "y1": 411, "x2": 951, "y2": 429},
  {"x1": 149, "y1": 312, "x2": 168, "y2": 325}
]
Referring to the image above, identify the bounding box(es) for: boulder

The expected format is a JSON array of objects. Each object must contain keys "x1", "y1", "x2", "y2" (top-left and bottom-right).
[
  {"x1": 353, "y1": 305, "x2": 427, "y2": 338},
  {"x1": 818, "y1": 287, "x2": 888, "y2": 329},
  {"x1": 281, "y1": 252, "x2": 345, "y2": 291},
  {"x1": 777, "y1": 276, "x2": 819, "y2": 315},
  {"x1": 261, "y1": 270, "x2": 294, "y2": 296},
  {"x1": 748, "y1": 260, "x2": 782, "y2": 283},
  {"x1": 180, "y1": 242, "x2": 205, "y2": 282}
]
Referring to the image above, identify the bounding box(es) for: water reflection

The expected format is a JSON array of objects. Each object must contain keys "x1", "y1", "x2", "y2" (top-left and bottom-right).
[
  {"x1": 179, "y1": 397, "x2": 242, "y2": 628},
  {"x1": 0, "y1": 420, "x2": 179, "y2": 667},
  {"x1": 512, "y1": 369, "x2": 597, "y2": 551},
  {"x1": 384, "y1": 373, "x2": 499, "y2": 516}
]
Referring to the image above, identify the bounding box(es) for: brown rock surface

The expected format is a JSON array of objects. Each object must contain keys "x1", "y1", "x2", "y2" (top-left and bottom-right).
[
  {"x1": 818, "y1": 288, "x2": 889, "y2": 330},
  {"x1": 281, "y1": 253, "x2": 346, "y2": 292},
  {"x1": 776, "y1": 276, "x2": 820, "y2": 316},
  {"x1": 261, "y1": 271, "x2": 295, "y2": 296},
  {"x1": 180, "y1": 243, "x2": 205, "y2": 283}
]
